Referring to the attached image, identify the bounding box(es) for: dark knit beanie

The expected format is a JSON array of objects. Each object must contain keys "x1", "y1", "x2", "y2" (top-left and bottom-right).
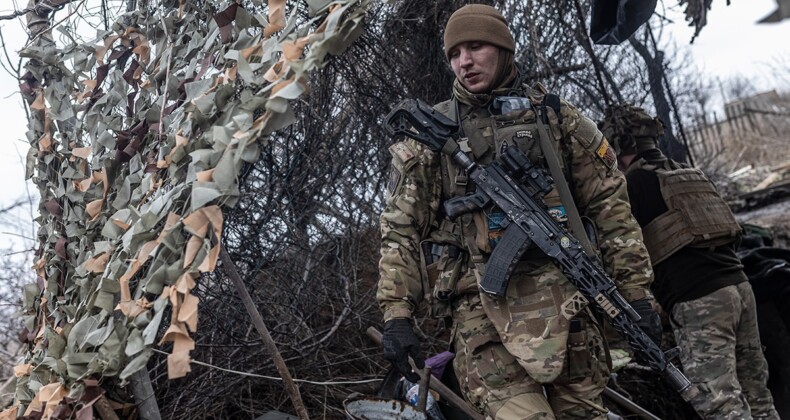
[{"x1": 443, "y1": 4, "x2": 516, "y2": 60}]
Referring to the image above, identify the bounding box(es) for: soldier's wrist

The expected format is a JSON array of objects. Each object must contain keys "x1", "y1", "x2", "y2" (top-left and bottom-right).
[
  {"x1": 383, "y1": 306, "x2": 413, "y2": 322},
  {"x1": 620, "y1": 287, "x2": 654, "y2": 303}
]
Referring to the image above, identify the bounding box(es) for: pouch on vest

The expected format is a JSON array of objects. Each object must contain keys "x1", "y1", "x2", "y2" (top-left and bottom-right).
[
  {"x1": 470, "y1": 206, "x2": 516, "y2": 255},
  {"x1": 490, "y1": 98, "x2": 573, "y2": 234},
  {"x1": 490, "y1": 96, "x2": 533, "y2": 116},
  {"x1": 471, "y1": 211, "x2": 492, "y2": 255},
  {"x1": 491, "y1": 109, "x2": 540, "y2": 160},
  {"x1": 419, "y1": 221, "x2": 467, "y2": 319},
  {"x1": 566, "y1": 319, "x2": 593, "y2": 381}
]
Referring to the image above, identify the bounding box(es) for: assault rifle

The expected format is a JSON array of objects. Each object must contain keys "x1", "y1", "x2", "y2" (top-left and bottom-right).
[{"x1": 384, "y1": 98, "x2": 693, "y2": 399}]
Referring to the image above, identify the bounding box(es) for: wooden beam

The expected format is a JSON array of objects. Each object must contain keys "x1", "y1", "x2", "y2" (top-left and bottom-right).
[{"x1": 220, "y1": 246, "x2": 310, "y2": 420}]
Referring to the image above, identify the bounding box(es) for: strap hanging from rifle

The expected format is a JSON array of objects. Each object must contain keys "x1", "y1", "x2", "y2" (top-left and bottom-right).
[{"x1": 534, "y1": 96, "x2": 598, "y2": 259}]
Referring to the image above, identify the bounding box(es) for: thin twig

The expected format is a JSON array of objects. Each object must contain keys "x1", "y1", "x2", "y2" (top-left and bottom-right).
[
  {"x1": 0, "y1": 28, "x2": 21, "y2": 80},
  {"x1": 27, "y1": 0, "x2": 88, "y2": 45},
  {"x1": 158, "y1": 13, "x2": 172, "y2": 139},
  {"x1": 0, "y1": 0, "x2": 75, "y2": 21},
  {"x1": 3, "y1": 248, "x2": 35, "y2": 257},
  {"x1": 151, "y1": 348, "x2": 381, "y2": 385}
]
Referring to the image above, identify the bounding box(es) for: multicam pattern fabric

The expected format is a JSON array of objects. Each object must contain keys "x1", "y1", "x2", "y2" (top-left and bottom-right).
[
  {"x1": 377, "y1": 139, "x2": 441, "y2": 322},
  {"x1": 451, "y1": 294, "x2": 609, "y2": 419},
  {"x1": 378, "y1": 86, "x2": 654, "y2": 413},
  {"x1": 671, "y1": 282, "x2": 779, "y2": 419},
  {"x1": 451, "y1": 294, "x2": 541, "y2": 416}
]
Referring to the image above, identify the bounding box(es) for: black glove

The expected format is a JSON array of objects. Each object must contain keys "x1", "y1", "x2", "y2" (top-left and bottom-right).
[
  {"x1": 630, "y1": 298, "x2": 663, "y2": 346},
  {"x1": 382, "y1": 318, "x2": 425, "y2": 383}
]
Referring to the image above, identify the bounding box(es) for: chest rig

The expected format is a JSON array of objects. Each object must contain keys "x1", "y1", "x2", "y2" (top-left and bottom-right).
[
  {"x1": 432, "y1": 87, "x2": 578, "y2": 287},
  {"x1": 627, "y1": 159, "x2": 742, "y2": 265},
  {"x1": 429, "y1": 90, "x2": 607, "y2": 383}
]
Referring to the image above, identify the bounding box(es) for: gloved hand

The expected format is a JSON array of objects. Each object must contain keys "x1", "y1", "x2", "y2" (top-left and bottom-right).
[
  {"x1": 382, "y1": 318, "x2": 425, "y2": 383},
  {"x1": 630, "y1": 298, "x2": 663, "y2": 346}
]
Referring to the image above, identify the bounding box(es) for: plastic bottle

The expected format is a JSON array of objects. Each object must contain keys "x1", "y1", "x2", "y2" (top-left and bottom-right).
[{"x1": 404, "y1": 382, "x2": 446, "y2": 420}]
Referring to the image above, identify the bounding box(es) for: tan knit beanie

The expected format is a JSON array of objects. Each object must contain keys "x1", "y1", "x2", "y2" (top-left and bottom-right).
[{"x1": 443, "y1": 4, "x2": 516, "y2": 60}]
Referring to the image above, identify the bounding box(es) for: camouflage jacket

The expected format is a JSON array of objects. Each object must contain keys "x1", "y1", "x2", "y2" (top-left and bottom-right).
[{"x1": 377, "y1": 88, "x2": 654, "y2": 324}]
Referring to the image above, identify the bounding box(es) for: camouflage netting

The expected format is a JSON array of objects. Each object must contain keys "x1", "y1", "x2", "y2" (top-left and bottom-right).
[{"x1": 9, "y1": 0, "x2": 371, "y2": 417}]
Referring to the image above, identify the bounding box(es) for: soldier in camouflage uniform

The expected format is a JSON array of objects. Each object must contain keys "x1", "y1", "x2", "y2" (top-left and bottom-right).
[
  {"x1": 600, "y1": 105, "x2": 779, "y2": 419},
  {"x1": 377, "y1": 5, "x2": 662, "y2": 419}
]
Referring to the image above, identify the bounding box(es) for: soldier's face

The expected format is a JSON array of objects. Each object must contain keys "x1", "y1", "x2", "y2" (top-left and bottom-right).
[{"x1": 449, "y1": 42, "x2": 499, "y2": 94}]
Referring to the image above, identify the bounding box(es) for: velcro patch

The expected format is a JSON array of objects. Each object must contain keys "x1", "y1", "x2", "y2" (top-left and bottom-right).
[
  {"x1": 548, "y1": 205, "x2": 568, "y2": 224},
  {"x1": 487, "y1": 212, "x2": 507, "y2": 248},
  {"x1": 391, "y1": 142, "x2": 415, "y2": 163},
  {"x1": 596, "y1": 138, "x2": 617, "y2": 169},
  {"x1": 514, "y1": 130, "x2": 533, "y2": 139},
  {"x1": 387, "y1": 167, "x2": 401, "y2": 195}
]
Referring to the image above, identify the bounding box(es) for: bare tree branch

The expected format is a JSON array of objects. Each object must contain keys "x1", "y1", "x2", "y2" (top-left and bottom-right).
[{"x1": 0, "y1": 0, "x2": 76, "y2": 21}]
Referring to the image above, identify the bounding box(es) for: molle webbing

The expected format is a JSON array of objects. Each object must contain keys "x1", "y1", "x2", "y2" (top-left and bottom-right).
[
  {"x1": 640, "y1": 167, "x2": 741, "y2": 265},
  {"x1": 576, "y1": 115, "x2": 603, "y2": 147},
  {"x1": 438, "y1": 99, "x2": 487, "y2": 283}
]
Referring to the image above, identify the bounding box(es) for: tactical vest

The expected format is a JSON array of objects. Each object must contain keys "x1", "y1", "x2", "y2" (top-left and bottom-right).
[
  {"x1": 424, "y1": 89, "x2": 598, "y2": 384},
  {"x1": 627, "y1": 159, "x2": 741, "y2": 265},
  {"x1": 430, "y1": 87, "x2": 571, "y2": 296}
]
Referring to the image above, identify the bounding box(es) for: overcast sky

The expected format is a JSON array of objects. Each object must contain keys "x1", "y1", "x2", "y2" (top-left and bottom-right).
[
  {"x1": 0, "y1": 12, "x2": 36, "y2": 254},
  {"x1": 663, "y1": 0, "x2": 790, "y2": 93},
  {"x1": 0, "y1": 1, "x2": 787, "y2": 253}
]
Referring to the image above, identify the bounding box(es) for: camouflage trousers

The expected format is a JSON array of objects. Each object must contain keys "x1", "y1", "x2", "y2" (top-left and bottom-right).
[
  {"x1": 451, "y1": 294, "x2": 610, "y2": 419},
  {"x1": 671, "y1": 282, "x2": 779, "y2": 419}
]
